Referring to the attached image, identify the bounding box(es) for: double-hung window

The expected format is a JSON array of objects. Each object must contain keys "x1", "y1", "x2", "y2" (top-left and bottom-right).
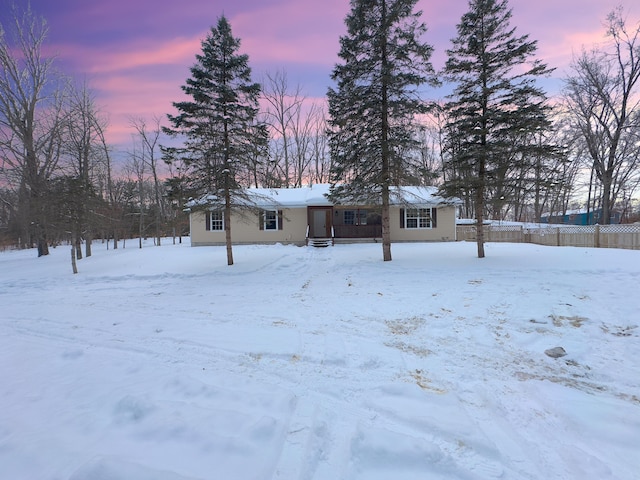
[
  {"x1": 264, "y1": 210, "x2": 278, "y2": 230},
  {"x1": 404, "y1": 208, "x2": 432, "y2": 229},
  {"x1": 206, "y1": 211, "x2": 224, "y2": 231},
  {"x1": 260, "y1": 209, "x2": 283, "y2": 231}
]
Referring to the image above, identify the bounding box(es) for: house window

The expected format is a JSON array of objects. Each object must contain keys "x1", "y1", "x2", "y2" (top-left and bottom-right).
[
  {"x1": 344, "y1": 210, "x2": 355, "y2": 225},
  {"x1": 206, "y1": 211, "x2": 224, "y2": 231},
  {"x1": 343, "y1": 209, "x2": 368, "y2": 225},
  {"x1": 404, "y1": 208, "x2": 432, "y2": 229},
  {"x1": 260, "y1": 209, "x2": 283, "y2": 231},
  {"x1": 264, "y1": 210, "x2": 278, "y2": 230}
]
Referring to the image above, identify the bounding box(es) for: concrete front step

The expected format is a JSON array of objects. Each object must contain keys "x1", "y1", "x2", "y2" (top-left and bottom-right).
[{"x1": 308, "y1": 238, "x2": 333, "y2": 247}]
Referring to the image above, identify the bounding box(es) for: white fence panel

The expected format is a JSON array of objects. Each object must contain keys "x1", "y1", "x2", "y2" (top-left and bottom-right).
[{"x1": 457, "y1": 224, "x2": 640, "y2": 250}]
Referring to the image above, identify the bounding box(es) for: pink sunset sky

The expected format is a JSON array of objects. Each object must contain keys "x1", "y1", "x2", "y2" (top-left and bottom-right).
[{"x1": 18, "y1": 0, "x2": 639, "y2": 148}]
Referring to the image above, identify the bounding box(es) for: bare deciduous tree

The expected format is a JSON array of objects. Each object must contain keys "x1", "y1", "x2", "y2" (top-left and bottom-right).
[
  {"x1": 0, "y1": 5, "x2": 66, "y2": 255},
  {"x1": 125, "y1": 140, "x2": 148, "y2": 249},
  {"x1": 131, "y1": 116, "x2": 165, "y2": 246},
  {"x1": 262, "y1": 69, "x2": 305, "y2": 187},
  {"x1": 564, "y1": 8, "x2": 640, "y2": 224},
  {"x1": 62, "y1": 82, "x2": 108, "y2": 259},
  {"x1": 308, "y1": 105, "x2": 331, "y2": 185}
]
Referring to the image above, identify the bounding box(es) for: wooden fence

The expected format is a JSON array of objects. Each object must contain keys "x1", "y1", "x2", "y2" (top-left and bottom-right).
[{"x1": 456, "y1": 224, "x2": 640, "y2": 250}]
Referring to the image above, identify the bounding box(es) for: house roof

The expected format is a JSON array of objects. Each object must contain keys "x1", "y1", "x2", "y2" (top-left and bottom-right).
[
  {"x1": 249, "y1": 184, "x2": 333, "y2": 207},
  {"x1": 245, "y1": 184, "x2": 461, "y2": 208},
  {"x1": 189, "y1": 184, "x2": 461, "y2": 209}
]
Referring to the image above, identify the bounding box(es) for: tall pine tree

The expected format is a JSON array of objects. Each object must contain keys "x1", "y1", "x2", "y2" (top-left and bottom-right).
[
  {"x1": 163, "y1": 16, "x2": 266, "y2": 265},
  {"x1": 327, "y1": 0, "x2": 436, "y2": 261},
  {"x1": 442, "y1": 0, "x2": 553, "y2": 258}
]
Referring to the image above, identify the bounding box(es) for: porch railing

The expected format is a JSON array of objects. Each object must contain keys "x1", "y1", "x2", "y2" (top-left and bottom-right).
[{"x1": 333, "y1": 224, "x2": 382, "y2": 238}]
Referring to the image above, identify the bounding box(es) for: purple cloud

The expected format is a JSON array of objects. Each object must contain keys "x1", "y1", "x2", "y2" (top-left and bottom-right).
[{"x1": 21, "y1": 0, "x2": 637, "y2": 146}]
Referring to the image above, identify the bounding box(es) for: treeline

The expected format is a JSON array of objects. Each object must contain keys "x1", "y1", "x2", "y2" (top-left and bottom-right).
[{"x1": 1, "y1": 1, "x2": 639, "y2": 260}]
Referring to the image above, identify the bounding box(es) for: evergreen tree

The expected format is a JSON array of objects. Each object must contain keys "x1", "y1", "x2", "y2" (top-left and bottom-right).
[
  {"x1": 163, "y1": 16, "x2": 266, "y2": 265},
  {"x1": 327, "y1": 0, "x2": 436, "y2": 261},
  {"x1": 442, "y1": 0, "x2": 553, "y2": 258}
]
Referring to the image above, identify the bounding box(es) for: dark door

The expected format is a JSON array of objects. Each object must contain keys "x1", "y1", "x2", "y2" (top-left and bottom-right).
[{"x1": 310, "y1": 208, "x2": 332, "y2": 237}]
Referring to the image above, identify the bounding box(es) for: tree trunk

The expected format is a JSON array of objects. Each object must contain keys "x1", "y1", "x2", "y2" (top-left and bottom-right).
[
  {"x1": 223, "y1": 115, "x2": 234, "y2": 266},
  {"x1": 75, "y1": 230, "x2": 83, "y2": 260},
  {"x1": 225, "y1": 200, "x2": 233, "y2": 266},
  {"x1": 381, "y1": 186, "x2": 392, "y2": 262},
  {"x1": 34, "y1": 188, "x2": 49, "y2": 256},
  {"x1": 380, "y1": 0, "x2": 392, "y2": 262},
  {"x1": 85, "y1": 233, "x2": 92, "y2": 257},
  {"x1": 139, "y1": 211, "x2": 143, "y2": 249},
  {"x1": 37, "y1": 237, "x2": 49, "y2": 257},
  {"x1": 36, "y1": 230, "x2": 49, "y2": 256},
  {"x1": 601, "y1": 171, "x2": 613, "y2": 224},
  {"x1": 71, "y1": 240, "x2": 78, "y2": 274},
  {"x1": 476, "y1": 156, "x2": 486, "y2": 258}
]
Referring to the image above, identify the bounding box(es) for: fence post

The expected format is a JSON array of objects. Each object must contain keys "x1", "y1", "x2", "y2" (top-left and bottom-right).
[
  {"x1": 594, "y1": 224, "x2": 600, "y2": 248},
  {"x1": 556, "y1": 227, "x2": 561, "y2": 247}
]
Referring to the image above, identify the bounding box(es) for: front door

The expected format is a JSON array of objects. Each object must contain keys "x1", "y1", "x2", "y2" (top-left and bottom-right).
[{"x1": 310, "y1": 208, "x2": 331, "y2": 238}]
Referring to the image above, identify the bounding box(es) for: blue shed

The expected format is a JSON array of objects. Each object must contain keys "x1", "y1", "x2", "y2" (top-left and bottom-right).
[{"x1": 540, "y1": 208, "x2": 620, "y2": 225}]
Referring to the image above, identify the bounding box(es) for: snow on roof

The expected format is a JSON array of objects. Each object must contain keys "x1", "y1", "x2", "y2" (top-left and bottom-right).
[
  {"x1": 243, "y1": 184, "x2": 459, "y2": 208},
  {"x1": 388, "y1": 185, "x2": 461, "y2": 207},
  {"x1": 187, "y1": 184, "x2": 461, "y2": 209},
  {"x1": 248, "y1": 184, "x2": 333, "y2": 207},
  {"x1": 540, "y1": 208, "x2": 599, "y2": 218}
]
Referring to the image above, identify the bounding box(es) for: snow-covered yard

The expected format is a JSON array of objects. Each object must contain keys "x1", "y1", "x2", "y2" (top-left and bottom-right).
[{"x1": 1, "y1": 239, "x2": 638, "y2": 479}]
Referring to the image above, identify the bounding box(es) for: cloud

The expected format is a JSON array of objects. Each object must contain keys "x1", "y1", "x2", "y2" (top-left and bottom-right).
[
  {"x1": 31, "y1": 0, "x2": 635, "y2": 148},
  {"x1": 52, "y1": 36, "x2": 201, "y2": 75},
  {"x1": 229, "y1": 0, "x2": 348, "y2": 67},
  {"x1": 80, "y1": 0, "x2": 349, "y2": 145},
  {"x1": 95, "y1": 39, "x2": 199, "y2": 74},
  {"x1": 44, "y1": 38, "x2": 196, "y2": 145},
  {"x1": 89, "y1": 73, "x2": 185, "y2": 145}
]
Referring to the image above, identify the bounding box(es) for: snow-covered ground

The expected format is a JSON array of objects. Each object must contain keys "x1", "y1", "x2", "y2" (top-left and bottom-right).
[{"x1": 1, "y1": 239, "x2": 639, "y2": 480}]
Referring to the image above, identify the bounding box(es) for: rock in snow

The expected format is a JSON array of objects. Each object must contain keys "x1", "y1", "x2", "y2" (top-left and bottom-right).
[{"x1": 545, "y1": 346, "x2": 567, "y2": 358}]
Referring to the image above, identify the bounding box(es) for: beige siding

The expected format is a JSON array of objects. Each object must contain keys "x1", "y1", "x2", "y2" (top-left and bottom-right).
[
  {"x1": 191, "y1": 205, "x2": 457, "y2": 246},
  {"x1": 389, "y1": 205, "x2": 457, "y2": 242},
  {"x1": 191, "y1": 208, "x2": 308, "y2": 246}
]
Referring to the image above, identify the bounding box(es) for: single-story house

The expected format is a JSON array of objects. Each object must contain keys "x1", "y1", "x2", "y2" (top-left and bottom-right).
[{"x1": 189, "y1": 184, "x2": 461, "y2": 247}]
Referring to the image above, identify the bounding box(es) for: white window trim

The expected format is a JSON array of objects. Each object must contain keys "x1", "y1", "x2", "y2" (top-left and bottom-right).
[
  {"x1": 263, "y1": 209, "x2": 279, "y2": 231},
  {"x1": 209, "y1": 211, "x2": 224, "y2": 231},
  {"x1": 404, "y1": 208, "x2": 433, "y2": 229}
]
